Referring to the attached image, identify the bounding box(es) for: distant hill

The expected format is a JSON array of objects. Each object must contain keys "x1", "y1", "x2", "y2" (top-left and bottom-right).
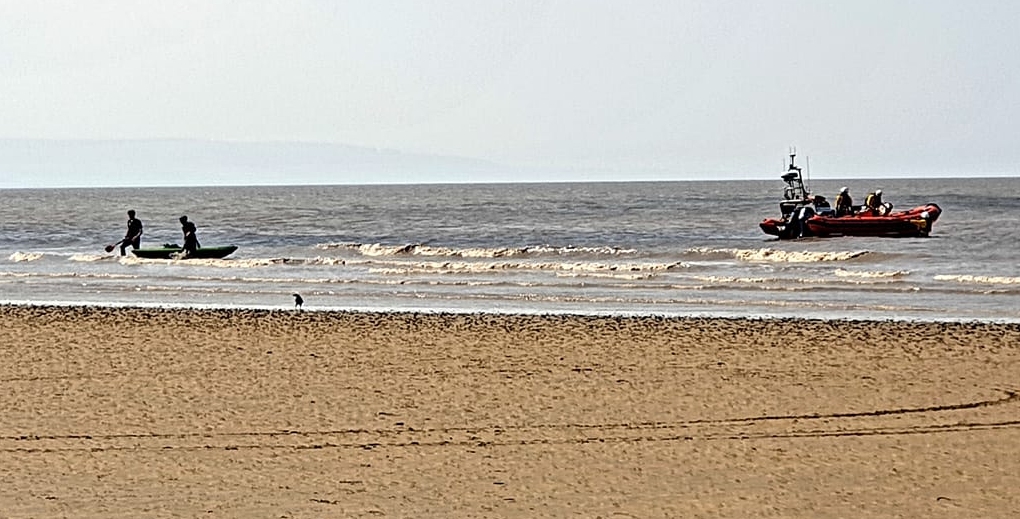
[{"x1": 0, "y1": 139, "x2": 504, "y2": 188}]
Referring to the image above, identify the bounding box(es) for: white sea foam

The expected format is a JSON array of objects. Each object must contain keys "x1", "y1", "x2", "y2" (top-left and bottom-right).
[
  {"x1": 315, "y1": 242, "x2": 637, "y2": 258},
  {"x1": 0, "y1": 271, "x2": 137, "y2": 279},
  {"x1": 834, "y1": 269, "x2": 909, "y2": 279},
  {"x1": 688, "y1": 247, "x2": 870, "y2": 263},
  {"x1": 364, "y1": 259, "x2": 686, "y2": 276},
  {"x1": 409, "y1": 245, "x2": 530, "y2": 257},
  {"x1": 65, "y1": 254, "x2": 345, "y2": 269},
  {"x1": 524, "y1": 245, "x2": 637, "y2": 256},
  {"x1": 118, "y1": 256, "x2": 285, "y2": 268},
  {"x1": 934, "y1": 274, "x2": 1020, "y2": 285},
  {"x1": 356, "y1": 243, "x2": 420, "y2": 256},
  {"x1": 301, "y1": 257, "x2": 346, "y2": 266},
  {"x1": 554, "y1": 272, "x2": 656, "y2": 280},
  {"x1": 8, "y1": 252, "x2": 43, "y2": 262},
  {"x1": 691, "y1": 275, "x2": 772, "y2": 284}
]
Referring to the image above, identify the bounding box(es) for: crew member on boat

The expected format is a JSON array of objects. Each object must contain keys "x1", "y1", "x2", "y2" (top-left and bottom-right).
[
  {"x1": 835, "y1": 187, "x2": 854, "y2": 216},
  {"x1": 864, "y1": 189, "x2": 884, "y2": 215},
  {"x1": 810, "y1": 194, "x2": 833, "y2": 216}
]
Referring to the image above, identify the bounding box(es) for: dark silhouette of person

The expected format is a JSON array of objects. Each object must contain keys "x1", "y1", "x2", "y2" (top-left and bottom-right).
[
  {"x1": 293, "y1": 294, "x2": 304, "y2": 308},
  {"x1": 835, "y1": 187, "x2": 854, "y2": 217},
  {"x1": 179, "y1": 215, "x2": 200, "y2": 257},
  {"x1": 121, "y1": 209, "x2": 144, "y2": 256}
]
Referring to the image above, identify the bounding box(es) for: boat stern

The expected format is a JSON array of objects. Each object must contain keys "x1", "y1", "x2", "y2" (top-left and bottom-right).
[{"x1": 760, "y1": 218, "x2": 784, "y2": 236}]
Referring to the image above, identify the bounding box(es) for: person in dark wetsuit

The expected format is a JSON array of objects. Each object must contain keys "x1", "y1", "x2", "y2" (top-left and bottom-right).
[
  {"x1": 121, "y1": 209, "x2": 144, "y2": 256},
  {"x1": 179, "y1": 215, "x2": 200, "y2": 257}
]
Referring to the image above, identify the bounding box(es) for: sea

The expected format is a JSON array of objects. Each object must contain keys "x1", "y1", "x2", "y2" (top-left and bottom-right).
[{"x1": 1, "y1": 177, "x2": 1018, "y2": 322}]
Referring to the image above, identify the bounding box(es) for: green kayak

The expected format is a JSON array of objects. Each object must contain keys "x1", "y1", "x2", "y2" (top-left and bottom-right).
[{"x1": 131, "y1": 244, "x2": 238, "y2": 260}]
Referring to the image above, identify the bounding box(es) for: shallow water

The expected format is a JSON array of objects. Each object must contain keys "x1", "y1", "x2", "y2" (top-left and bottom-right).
[{"x1": 2, "y1": 177, "x2": 1018, "y2": 321}]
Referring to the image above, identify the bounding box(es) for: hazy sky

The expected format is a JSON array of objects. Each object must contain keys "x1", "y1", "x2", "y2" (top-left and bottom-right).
[{"x1": 2, "y1": 0, "x2": 1019, "y2": 185}]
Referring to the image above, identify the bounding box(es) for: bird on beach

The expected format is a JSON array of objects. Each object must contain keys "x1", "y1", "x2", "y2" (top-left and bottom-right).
[{"x1": 293, "y1": 293, "x2": 304, "y2": 309}]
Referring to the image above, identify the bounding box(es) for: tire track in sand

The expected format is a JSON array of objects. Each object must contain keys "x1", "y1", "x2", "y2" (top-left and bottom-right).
[{"x1": 2, "y1": 389, "x2": 1016, "y2": 453}]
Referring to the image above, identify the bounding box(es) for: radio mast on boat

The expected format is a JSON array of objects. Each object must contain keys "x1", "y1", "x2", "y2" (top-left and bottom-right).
[{"x1": 805, "y1": 155, "x2": 810, "y2": 189}]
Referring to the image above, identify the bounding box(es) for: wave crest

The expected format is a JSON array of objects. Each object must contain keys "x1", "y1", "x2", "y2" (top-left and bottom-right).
[
  {"x1": 315, "y1": 242, "x2": 636, "y2": 258},
  {"x1": 834, "y1": 269, "x2": 909, "y2": 279},
  {"x1": 8, "y1": 252, "x2": 44, "y2": 262},
  {"x1": 687, "y1": 247, "x2": 870, "y2": 263},
  {"x1": 935, "y1": 274, "x2": 1020, "y2": 285},
  {"x1": 119, "y1": 256, "x2": 281, "y2": 268},
  {"x1": 366, "y1": 260, "x2": 686, "y2": 276}
]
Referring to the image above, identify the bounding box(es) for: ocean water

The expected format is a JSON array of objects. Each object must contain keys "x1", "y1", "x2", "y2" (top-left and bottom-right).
[{"x1": 1, "y1": 177, "x2": 1018, "y2": 322}]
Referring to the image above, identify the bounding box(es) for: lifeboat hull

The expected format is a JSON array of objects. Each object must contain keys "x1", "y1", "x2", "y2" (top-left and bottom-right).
[
  {"x1": 804, "y1": 204, "x2": 941, "y2": 238},
  {"x1": 760, "y1": 217, "x2": 799, "y2": 239}
]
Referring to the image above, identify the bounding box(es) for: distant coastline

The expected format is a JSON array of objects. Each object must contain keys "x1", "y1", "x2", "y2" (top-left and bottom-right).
[
  {"x1": 0, "y1": 138, "x2": 501, "y2": 188},
  {"x1": 3, "y1": 139, "x2": 1018, "y2": 189}
]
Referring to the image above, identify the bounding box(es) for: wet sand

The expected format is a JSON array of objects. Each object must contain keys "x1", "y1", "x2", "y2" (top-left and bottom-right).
[{"x1": 1, "y1": 305, "x2": 1019, "y2": 518}]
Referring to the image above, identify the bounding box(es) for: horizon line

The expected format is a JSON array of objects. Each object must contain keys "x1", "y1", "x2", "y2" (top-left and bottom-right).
[{"x1": 2, "y1": 174, "x2": 1017, "y2": 191}]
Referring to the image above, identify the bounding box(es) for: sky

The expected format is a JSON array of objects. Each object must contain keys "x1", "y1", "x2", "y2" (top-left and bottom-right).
[{"x1": 1, "y1": 0, "x2": 1019, "y2": 187}]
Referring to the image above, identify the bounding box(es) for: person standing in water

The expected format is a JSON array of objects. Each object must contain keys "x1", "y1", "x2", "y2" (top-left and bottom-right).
[
  {"x1": 179, "y1": 215, "x2": 200, "y2": 257},
  {"x1": 121, "y1": 209, "x2": 144, "y2": 256}
]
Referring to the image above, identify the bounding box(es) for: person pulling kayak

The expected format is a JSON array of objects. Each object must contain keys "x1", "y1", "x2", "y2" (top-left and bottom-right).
[
  {"x1": 179, "y1": 215, "x2": 201, "y2": 258},
  {"x1": 121, "y1": 209, "x2": 144, "y2": 255}
]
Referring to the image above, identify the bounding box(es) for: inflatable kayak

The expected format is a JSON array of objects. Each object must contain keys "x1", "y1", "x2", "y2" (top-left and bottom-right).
[{"x1": 131, "y1": 244, "x2": 238, "y2": 259}]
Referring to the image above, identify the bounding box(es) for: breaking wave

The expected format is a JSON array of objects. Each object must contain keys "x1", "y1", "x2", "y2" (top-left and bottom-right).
[
  {"x1": 688, "y1": 275, "x2": 773, "y2": 284},
  {"x1": 934, "y1": 274, "x2": 1020, "y2": 285},
  {"x1": 834, "y1": 269, "x2": 910, "y2": 279},
  {"x1": 117, "y1": 256, "x2": 290, "y2": 268},
  {"x1": 686, "y1": 247, "x2": 871, "y2": 263},
  {"x1": 315, "y1": 242, "x2": 637, "y2": 258},
  {"x1": 0, "y1": 271, "x2": 138, "y2": 280},
  {"x1": 8, "y1": 252, "x2": 44, "y2": 262},
  {"x1": 364, "y1": 260, "x2": 687, "y2": 276}
]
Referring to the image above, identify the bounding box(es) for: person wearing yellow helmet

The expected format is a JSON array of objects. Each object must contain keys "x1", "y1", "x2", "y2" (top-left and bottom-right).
[{"x1": 865, "y1": 189, "x2": 884, "y2": 215}]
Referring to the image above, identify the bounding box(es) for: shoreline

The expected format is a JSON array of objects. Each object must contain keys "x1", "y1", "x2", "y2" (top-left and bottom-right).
[
  {"x1": 3, "y1": 303, "x2": 1019, "y2": 517},
  {"x1": 5, "y1": 301, "x2": 1020, "y2": 326},
  {"x1": 5, "y1": 303, "x2": 1019, "y2": 343}
]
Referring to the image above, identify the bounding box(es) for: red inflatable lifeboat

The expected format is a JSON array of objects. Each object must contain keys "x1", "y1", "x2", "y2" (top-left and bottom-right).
[
  {"x1": 759, "y1": 151, "x2": 942, "y2": 239},
  {"x1": 800, "y1": 203, "x2": 941, "y2": 237}
]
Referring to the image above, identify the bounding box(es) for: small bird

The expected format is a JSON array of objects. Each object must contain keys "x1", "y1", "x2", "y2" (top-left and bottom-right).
[{"x1": 293, "y1": 293, "x2": 304, "y2": 309}]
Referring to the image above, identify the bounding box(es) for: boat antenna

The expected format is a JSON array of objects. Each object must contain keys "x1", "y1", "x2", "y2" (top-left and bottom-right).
[{"x1": 805, "y1": 155, "x2": 810, "y2": 192}]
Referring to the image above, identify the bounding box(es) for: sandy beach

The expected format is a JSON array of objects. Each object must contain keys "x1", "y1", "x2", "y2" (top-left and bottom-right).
[{"x1": 1, "y1": 305, "x2": 1018, "y2": 518}]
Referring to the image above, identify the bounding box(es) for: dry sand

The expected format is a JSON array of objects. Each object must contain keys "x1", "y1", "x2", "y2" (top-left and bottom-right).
[{"x1": 1, "y1": 305, "x2": 1019, "y2": 518}]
